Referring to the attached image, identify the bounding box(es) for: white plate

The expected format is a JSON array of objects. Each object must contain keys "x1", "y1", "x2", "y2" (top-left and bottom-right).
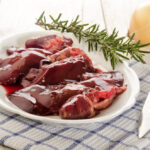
[{"x1": 0, "y1": 30, "x2": 140, "y2": 125}]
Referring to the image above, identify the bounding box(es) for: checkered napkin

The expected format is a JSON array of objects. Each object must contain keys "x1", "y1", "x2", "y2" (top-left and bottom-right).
[{"x1": 0, "y1": 62, "x2": 149, "y2": 150}]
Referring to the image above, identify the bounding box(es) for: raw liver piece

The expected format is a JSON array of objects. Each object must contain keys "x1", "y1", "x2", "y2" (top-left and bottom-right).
[
  {"x1": 8, "y1": 71, "x2": 126, "y2": 118},
  {"x1": 80, "y1": 72, "x2": 127, "y2": 95},
  {"x1": 25, "y1": 35, "x2": 73, "y2": 53},
  {"x1": 81, "y1": 71, "x2": 124, "y2": 87},
  {"x1": 0, "y1": 51, "x2": 46, "y2": 85},
  {"x1": 7, "y1": 47, "x2": 52, "y2": 56},
  {"x1": 60, "y1": 94, "x2": 95, "y2": 119},
  {"x1": 7, "y1": 85, "x2": 49, "y2": 115},
  {"x1": 60, "y1": 88, "x2": 116, "y2": 119},
  {"x1": 8, "y1": 84, "x2": 88, "y2": 115},
  {"x1": 21, "y1": 56, "x2": 95, "y2": 87},
  {"x1": 47, "y1": 47, "x2": 93, "y2": 66}
]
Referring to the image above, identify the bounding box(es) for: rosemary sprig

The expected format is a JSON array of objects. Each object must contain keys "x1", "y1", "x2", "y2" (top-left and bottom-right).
[{"x1": 36, "y1": 12, "x2": 150, "y2": 69}]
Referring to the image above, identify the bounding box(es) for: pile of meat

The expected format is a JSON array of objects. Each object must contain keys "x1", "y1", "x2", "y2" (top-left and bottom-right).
[{"x1": 0, "y1": 34, "x2": 127, "y2": 119}]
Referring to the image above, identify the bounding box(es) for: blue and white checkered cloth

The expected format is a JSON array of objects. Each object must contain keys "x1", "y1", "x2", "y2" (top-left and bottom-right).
[{"x1": 0, "y1": 61, "x2": 149, "y2": 150}]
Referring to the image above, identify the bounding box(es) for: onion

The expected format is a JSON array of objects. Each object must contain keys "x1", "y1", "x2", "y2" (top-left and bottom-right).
[{"x1": 129, "y1": 2, "x2": 150, "y2": 44}]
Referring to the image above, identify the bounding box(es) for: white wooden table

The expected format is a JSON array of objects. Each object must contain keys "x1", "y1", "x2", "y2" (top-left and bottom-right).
[{"x1": 0, "y1": 0, "x2": 147, "y2": 149}]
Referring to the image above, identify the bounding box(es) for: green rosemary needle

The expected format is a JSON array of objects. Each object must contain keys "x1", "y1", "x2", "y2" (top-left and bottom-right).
[{"x1": 36, "y1": 12, "x2": 150, "y2": 69}]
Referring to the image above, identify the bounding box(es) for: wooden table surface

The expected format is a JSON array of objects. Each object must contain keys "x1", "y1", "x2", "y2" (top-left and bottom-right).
[{"x1": 0, "y1": 0, "x2": 148, "y2": 149}]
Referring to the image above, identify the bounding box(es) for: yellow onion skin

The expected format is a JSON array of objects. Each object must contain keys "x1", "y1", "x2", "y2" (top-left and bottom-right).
[{"x1": 129, "y1": 2, "x2": 150, "y2": 44}]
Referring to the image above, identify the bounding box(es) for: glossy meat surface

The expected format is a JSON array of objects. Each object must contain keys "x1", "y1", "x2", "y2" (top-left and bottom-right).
[
  {"x1": 60, "y1": 94, "x2": 95, "y2": 119},
  {"x1": 47, "y1": 47, "x2": 93, "y2": 66},
  {"x1": 21, "y1": 56, "x2": 95, "y2": 87},
  {"x1": 25, "y1": 35, "x2": 73, "y2": 53},
  {"x1": 8, "y1": 84, "x2": 88, "y2": 115},
  {"x1": 60, "y1": 85, "x2": 126, "y2": 119},
  {"x1": 81, "y1": 71, "x2": 124, "y2": 87},
  {"x1": 7, "y1": 47, "x2": 52, "y2": 56},
  {"x1": 80, "y1": 71, "x2": 124, "y2": 91},
  {"x1": 0, "y1": 51, "x2": 46, "y2": 85},
  {"x1": 8, "y1": 71, "x2": 126, "y2": 118}
]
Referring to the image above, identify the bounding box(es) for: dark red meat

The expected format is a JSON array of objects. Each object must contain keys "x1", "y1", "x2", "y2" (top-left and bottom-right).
[
  {"x1": 7, "y1": 71, "x2": 126, "y2": 118},
  {"x1": 80, "y1": 71, "x2": 125, "y2": 92},
  {"x1": 3, "y1": 34, "x2": 127, "y2": 120},
  {"x1": 36, "y1": 84, "x2": 87, "y2": 114},
  {"x1": 7, "y1": 85, "x2": 49, "y2": 115},
  {"x1": 60, "y1": 94, "x2": 95, "y2": 119},
  {"x1": 25, "y1": 35, "x2": 73, "y2": 53},
  {"x1": 0, "y1": 51, "x2": 46, "y2": 85},
  {"x1": 21, "y1": 56, "x2": 95, "y2": 87},
  {"x1": 7, "y1": 47, "x2": 52, "y2": 56},
  {"x1": 47, "y1": 47, "x2": 93, "y2": 66},
  {"x1": 60, "y1": 88, "x2": 117, "y2": 119},
  {"x1": 7, "y1": 84, "x2": 88, "y2": 115},
  {"x1": 81, "y1": 71, "x2": 124, "y2": 87}
]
